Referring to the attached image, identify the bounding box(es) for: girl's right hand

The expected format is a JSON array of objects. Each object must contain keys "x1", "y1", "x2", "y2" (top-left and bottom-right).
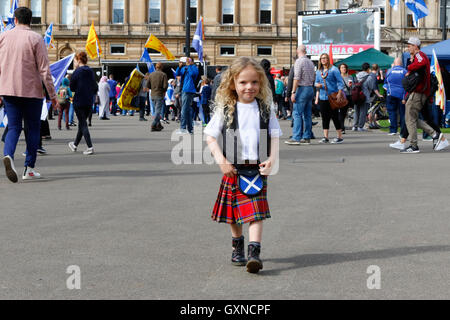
[
  {"x1": 315, "y1": 98, "x2": 319, "y2": 105},
  {"x1": 220, "y1": 163, "x2": 237, "y2": 178}
]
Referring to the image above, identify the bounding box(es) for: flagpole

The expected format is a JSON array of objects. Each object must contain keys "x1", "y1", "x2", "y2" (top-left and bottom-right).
[{"x1": 185, "y1": 0, "x2": 191, "y2": 57}]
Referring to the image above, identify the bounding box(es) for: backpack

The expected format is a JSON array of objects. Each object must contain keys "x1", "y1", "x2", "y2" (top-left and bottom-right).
[
  {"x1": 402, "y1": 71, "x2": 421, "y2": 93},
  {"x1": 429, "y1": 73, "x2": 439, "y2": 98},
  {"x1": 57, "y1": 87, "x2": 69, "y2": 104},
  {"x1": 351, "y1": 75, "x2": 368, "y2": 105},
  {"x1": 275, "y1": 79, "x2": 284, "y2": 95}
]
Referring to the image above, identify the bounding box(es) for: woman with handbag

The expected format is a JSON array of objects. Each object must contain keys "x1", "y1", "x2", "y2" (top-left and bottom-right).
[
  {"x1": 314, "y1": 53, "x2": 345, "y2": 144},
  {"x1": 339, "y1": 63, "x2": 354, "y2": 134}
]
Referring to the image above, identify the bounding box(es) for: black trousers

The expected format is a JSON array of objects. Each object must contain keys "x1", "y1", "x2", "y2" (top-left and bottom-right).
[
  {"x1": 338, "y1": 96, "x2": 352, "y2": 130},
  {"x1": 319, "y1": 99, "x2": 342, "y2": 131},
  {"x1": 74, "y1": 106, "x2": 93, "y2": 148}
]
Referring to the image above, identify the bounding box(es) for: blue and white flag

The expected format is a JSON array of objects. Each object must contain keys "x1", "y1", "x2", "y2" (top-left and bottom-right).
[
  {"x1": 0, "y1": 106, "x2": 5, "y2": 128},
  {"x1": 50, "y1": 53, "x2": 75, "y2": 92},
  {"x1": 389, "y1": 0, "x2": 399, "y2": 11},
  {"x1": 405, "y1": 0, "x2": 429, "y2": 28},
  {"x1": 192, "y1": 16, "x2": 204, "y2": 63},
  {"x1": 44, "y1": 23, "x2": 55, "y2": 49},
  {"x1": 41, "y1": 53, "x2": 76, "y2": 120},
  {"x1": 138, "y1": 49, "x2": 155, "y2": 73},
  {"x1": 5, "y1": 0, "x2": 18, "y2": 31},
  {"x1": 0, "y1": 18, "x2": 6, "y2": 34}
]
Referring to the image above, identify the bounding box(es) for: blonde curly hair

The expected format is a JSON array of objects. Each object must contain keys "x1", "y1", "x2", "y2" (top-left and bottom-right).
[{"x1": 213, "y1": 57, "x2": 273, "y2": 127}]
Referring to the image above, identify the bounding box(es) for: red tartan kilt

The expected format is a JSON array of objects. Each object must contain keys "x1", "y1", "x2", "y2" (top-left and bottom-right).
[{"x1": 211, "y1": 174, "x2": 270, "y2": 225}]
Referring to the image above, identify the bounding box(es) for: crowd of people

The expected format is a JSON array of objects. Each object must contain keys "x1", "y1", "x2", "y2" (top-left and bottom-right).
[
  {"x1": 1, "y1": 6, "x2": 450, "y2": 186},
  {"x1": 283, "y1": 40, "x2": 449, "y2": 154}
]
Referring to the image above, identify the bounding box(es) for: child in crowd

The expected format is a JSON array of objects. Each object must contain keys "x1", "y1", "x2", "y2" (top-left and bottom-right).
[
  {"x1": 205, "y1": 57, "x2": 282, "y2": 274},
  {"x1": 199, "y1": 77, "x2": 212, "y2": 125}
]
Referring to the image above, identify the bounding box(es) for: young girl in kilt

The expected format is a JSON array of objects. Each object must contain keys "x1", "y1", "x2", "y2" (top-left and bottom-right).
[{"x1": 205, "y1": 57, "x2": 282, "y2": 274}]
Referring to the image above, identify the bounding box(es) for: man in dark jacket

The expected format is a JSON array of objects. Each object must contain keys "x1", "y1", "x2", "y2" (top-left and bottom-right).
[
  {"x1": 211, "y1": 66, "x2": 223, "y2": 102},
  {"x1": 260, "y1": 59, "x2": 276, "y2": 101}
]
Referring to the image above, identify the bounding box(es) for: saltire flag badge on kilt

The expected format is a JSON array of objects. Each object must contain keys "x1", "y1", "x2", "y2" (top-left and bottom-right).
[{"x1": 238, "y1": 173, "x2": 263, "y2": 196}]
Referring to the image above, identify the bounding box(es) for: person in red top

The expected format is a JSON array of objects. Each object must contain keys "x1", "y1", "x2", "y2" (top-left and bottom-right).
[{"x1": 401, "y1": 37, "x2": 447, "y2": 153}]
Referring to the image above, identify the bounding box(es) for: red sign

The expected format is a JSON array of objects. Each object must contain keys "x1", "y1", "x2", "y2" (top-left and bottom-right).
[{"x1": 306, "y1": 44, "x2": 374, "y2": 56}]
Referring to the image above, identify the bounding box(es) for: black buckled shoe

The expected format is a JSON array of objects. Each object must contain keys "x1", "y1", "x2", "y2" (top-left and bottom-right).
[
  {"x1": 246, "y1": 244, "x2": 263, "y2": 273},
  {"x1": 231, "y1": 237, "x2": 247, "y2": 266}
]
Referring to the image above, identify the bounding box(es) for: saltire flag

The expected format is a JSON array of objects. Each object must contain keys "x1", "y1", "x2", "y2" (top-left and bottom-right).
[
  {"x1": 389, "y1": 0, "x2": 399, "y2": 11},
  {"x1": 431, "y1": 49, "x2": 446, "y2": 113},
  {"x1": 44, "y1": 23, "x2": 55, "y2": 49},
  {"x1": 86, "y1": 21, "x2": 102, "y2": 59},
  {"x1": 5, "y1": 0, "x2": 18, "y2": 31},
  {"x1": 0, "y1": 18, "x2": 6, "y2": 34},
  {"x1": 192, "y1": 16, "x2": 204, "y2": 63},
  {"x1": 171, "y1": 68, "x2": 177, "y2": 78},
  {"x1": 137, "y1": 48, "x2": 155, "y2": 73},
  {"x1": 0, "y1": 105, "x2": 5, "y2": 128},
  {"x1": 41, "y1": 53, "x2": 76, "y2": 120},
  {"x1": 144, "y1": 34, "x2": 175, "y2": 60},
  {"x1": 405, "y1": 0, "x2": 429, "y2": 28},
  {"x1": 328, "y1": 43, "x2": 334, "y2": 65}
]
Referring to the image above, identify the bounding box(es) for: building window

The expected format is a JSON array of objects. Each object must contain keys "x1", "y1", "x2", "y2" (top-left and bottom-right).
[
  {"x1": 372, "y1": 0, "x2": 386, "y2": 26},
  {"x1": 31, "y1": 0, "x2": 42, "y2": 24},
  {"x1": 406, "y1": 11, "x2": 416, "y2": 28},
  {"x1": 61, "y1": 0, "x2": 74, "y2": 25},
  {"x1": 149, "y1": 0, "x2": 161, "y2": 24},
  {"x1": 305, "y1": 0, "x2": 320, "y2": 11},
  {"x1": 112, "y1": 0, "x2": 124, "y2": 24},
  {"x1": 220, "y1": 45, "x2": 235, "y2": 56},
  {"x1": 441, "y1": 0, "x2": 450, "y2": 28},
  {"x1": 189, "y1": 0, "x2": 198, "y2": 24},
  {"x1": 257, "y1": 46, "x2": 272, "y2": 56},
  {"x1": 147, "y1": 48, "x2": 161, "y2": 55},
  {"x1": 260, "y1": 0, "x2": 272, "y2": 24},
  {"x1": 110, "y1": 44, "x2": 125, "y2": 55},
  {"x1": 182, "y1": 46, "x2": 197, "y2": 55},
  {"x1": 222, "y1": 0, "x2": 234, "y2": 24}
]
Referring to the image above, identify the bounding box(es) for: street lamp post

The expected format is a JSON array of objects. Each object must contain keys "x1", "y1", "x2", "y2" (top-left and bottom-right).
[{"x1": 185, "y1": 0, "x2": 191, "y2": 57}]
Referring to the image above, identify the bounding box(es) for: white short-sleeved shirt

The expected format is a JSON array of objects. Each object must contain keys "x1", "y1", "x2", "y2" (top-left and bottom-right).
[{"x1": 204, "y1": 100, "x2": 282, "y2": 161}]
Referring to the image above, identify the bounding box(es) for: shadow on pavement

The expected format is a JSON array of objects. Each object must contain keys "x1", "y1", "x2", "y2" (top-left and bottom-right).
[{"x1": 262, "y1": 245, "x2": 450, "y2": 275}]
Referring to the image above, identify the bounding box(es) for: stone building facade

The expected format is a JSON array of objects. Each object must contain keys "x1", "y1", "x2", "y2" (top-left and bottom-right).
[{"x1": 1, "y1": 0, "x2": 449, "y2": 73}]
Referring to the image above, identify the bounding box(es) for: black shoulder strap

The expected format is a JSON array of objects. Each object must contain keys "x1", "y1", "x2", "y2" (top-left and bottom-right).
[
  {"x1": 222, "y1": 100, "x2": 271, "y2": 164},
  {"x1": 257, "y1": 99, "x2": 271, "y2": 158}
]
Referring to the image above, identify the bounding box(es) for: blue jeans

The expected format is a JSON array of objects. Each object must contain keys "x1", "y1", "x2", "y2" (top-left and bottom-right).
[
  {"x1": 181, "y1": 92, "x2": 194, "y2": 133},
  {"x1": 292, "y1": 86, "x2": 314, "y2": 140},
  {"x1": 3, "y1": 96, "x2": 43, "y2": 168},
  {"x1": 110, "y1": 97, "x2": 118, "y2": 115},
  {"x1": 63, "y1": 103, "x2": 75, "y2": 124},
  {"x1": 386, "y1": 95, "x2": 405, "y2": 133},
  {"x1": 151, "y1": 97, "x2": 164, "y2": 127}
]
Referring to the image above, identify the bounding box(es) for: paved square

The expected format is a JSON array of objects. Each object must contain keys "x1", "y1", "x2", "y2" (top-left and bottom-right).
[{"x1": 0, "y1": 117, "x2": 449, "y2": 299}]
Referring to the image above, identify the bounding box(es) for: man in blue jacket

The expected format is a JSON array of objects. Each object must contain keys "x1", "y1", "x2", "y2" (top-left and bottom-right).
[
  {"x1": 175, "y1": 57, "x2": 199, "y2": 134},
  {"x1": 107, "y1": 74, "x2": 118, "y2": 116},
  {"x1": 384, "y1": 58, "x2": 407, "y2": 135}
]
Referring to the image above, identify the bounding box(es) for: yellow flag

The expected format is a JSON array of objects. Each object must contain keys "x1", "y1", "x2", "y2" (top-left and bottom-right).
[
  {"x1": 144, "y1": 34, "x2": 175, "y2": 61},
  {"x1": 86, "y1": 22, "x2": 102, "y2": 60}
]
